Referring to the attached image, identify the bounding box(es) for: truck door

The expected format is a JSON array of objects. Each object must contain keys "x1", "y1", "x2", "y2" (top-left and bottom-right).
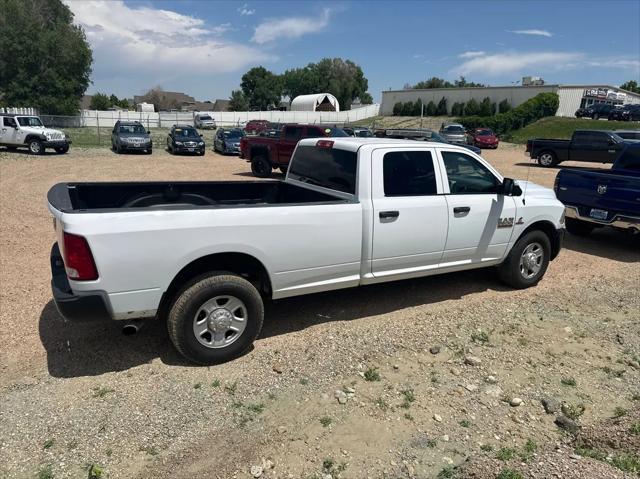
[
  {"x1": 278, "y1": 126, "x2": 303, "y2": 165},
  {"x1": 437, "y1": 150, "x2": 517, "y2": 266},
  {"x1": 571, "y1": 131, "x2": 621, "y2": 163},
  {"x1": 370, "y1": 147, "x2": 449, "y2": 278},
  {"x1": 1, "y1": 116, "x2": 19, "y2": 145}
]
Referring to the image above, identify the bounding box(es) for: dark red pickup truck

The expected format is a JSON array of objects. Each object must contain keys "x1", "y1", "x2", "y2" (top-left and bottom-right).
[{"x1": 240, "y1": 124, "x2": 348, "y2": 177}]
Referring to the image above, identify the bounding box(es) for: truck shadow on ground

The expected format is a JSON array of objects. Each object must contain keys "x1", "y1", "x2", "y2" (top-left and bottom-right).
[
  {"x1": 563, "y1": 229, "x2": 640, "y2": 262},
  {"x1": 39, "y1": 268, "x2": 509, "y2": 378}
]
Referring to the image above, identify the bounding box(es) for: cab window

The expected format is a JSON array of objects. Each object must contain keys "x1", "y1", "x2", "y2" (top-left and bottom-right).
[
  {"x1": 3, "y1": 117, "x2": 17, "y2": 127},
  {"x1": 284, "y1": 126, "x2": 303, "y2": 141},
  {"x1": 383, "y1": 151, "x2": 437, "y2": 196},
  {"x1": 441, "y1": 151, "x2": 499, "y2": 194}
]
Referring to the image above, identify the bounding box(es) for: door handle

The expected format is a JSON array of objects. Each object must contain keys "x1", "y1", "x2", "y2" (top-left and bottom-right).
[
  {"x1": 454, "y1": 206, "x2": 470, "y2": 214},
  {"x1": 379, "y1": 210, "x2": 399, "y2": 219}
]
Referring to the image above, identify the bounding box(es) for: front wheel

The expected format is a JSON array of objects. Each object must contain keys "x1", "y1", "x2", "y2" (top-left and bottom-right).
[
  {"x1": 167, "y1": 273, "x2": 264, "y2": 364},
  {"x1": 251, "y1": 155, "x2": 272, "y2": 178},
  {"x1": 55, "y1": 145, "x2": 69, "y2": 154},
  {"x1": 565, "y1": 218, "x2": 595, "y2": 236},
  {"x1": 593, "y1": 113, "x2": 600, "y2": 120},
  {"x1": 28, "y1": 139, "x2": 44, "y2": 155},
  {"x1": 498, "y1": 230, "x2": 551, "y2": 289},
  {"x1": 537, "y1": 151, "x2": 557, "y2": 167}
]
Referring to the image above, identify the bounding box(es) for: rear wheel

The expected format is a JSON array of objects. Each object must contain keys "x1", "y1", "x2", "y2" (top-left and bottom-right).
[
  {"x1": 498, "y1": 230, "x2": 551, "y2": 289},
  {"x1": 55, "y1": 145, "x2": 69, "y2": 154},
  {"x1": 28, "y1": 139, "x2": 44, "y2": 155},
  {"x1": 167, "y1": 273, "x2": 264, "y2": 364},
  {"x1": 251, "y1": 155, "x2": 271, "y2": 178},
  {"x1": 565, "y1": 218, "x2": 595, "y2": 236},
  {"x1": 537, "y1": 151, "x2": 557, "y2": 167},
  {"x1": 593, "y1": 113, "x2": 600, "y2": 120}
]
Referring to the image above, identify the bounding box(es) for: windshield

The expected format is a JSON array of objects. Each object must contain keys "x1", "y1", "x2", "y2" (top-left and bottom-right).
[
  {"x1": 289, "y1": 145, "x2": 357, "y2": 195},
  {"x1": 429, "y1": 131, "x2": 448, "y2": 143},
  {"x1": 199, "y1": 115, "x2": 212, "y2": 121},
  {"x1": 17, "y1": 117, "x2": 43, "y2": 127},
  {"x1": 119, "y1": 124, "x2": 146, "y2": 134},
  {"x1": 224, "y1": 129, "x2": 245, "y2": 139},
  {"x1": 324, "y1": 127, "x2": 349, "y2": 137},
  {"x1": 444, "y1": 126, "x2": 465, "y2": 133},
  {"x1": 175, "y1": 128, "x2": 199, "y2": 138},
  {"x1": 356, "y1": 129, "x2": 373, "y2": 137},
  {"x1": 476, "y1": 129, "x2": 494, "y2": 136}
]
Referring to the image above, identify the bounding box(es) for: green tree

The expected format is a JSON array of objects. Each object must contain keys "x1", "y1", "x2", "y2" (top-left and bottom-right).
[
  {"x1": 479, "y1": 97, "x2": 493, "y2": 117},
  {"x1": 436, "y1": 97, "x2": 448, "y2": 115},
  {"x1": 413, "y1": 98, "x2": 424, "y2": 116},
  {"x1": 241, "y1": 66, "x2": 282, "y2": 110},
  {"x1": 228, "y1": 89, "x2": 249, "y2": 111},
  {"x1": 451, "y1": 102, "x2": 463, "y2": 116},
  {"x1": 358, "y1": 92, "x2": 374, "y2": 104},
  {"x1": 498, "y1": 99, "x2": 512, "y2": 113},
  {"x1": 426, "y1": 101, "x2": 437, "y2": 116},
  {"x1": 0, "y1": 0, "x2": 92, "y2": 114},
  {"x1": 393, "y1": 102, "x2": 403, "y2": 116},
  {"x1": 454, "y1": 76, "x2": 486, "y2": 88},
  {"x1": 620, "y1": 80, "x2": 639, "y2": 93},
  {"x1": 408, "y1": 76, "x2": 485, "y2": 90},
  {"x1": 401, "y1": 101, "x2": 415, "y2": 116},
  {"x1": 465, "y1": 98, "x2": 480, "y2": 116},
  {"x1": 89, "y1": 93, "x2": 110, "y2": 110},
  {"x1": 312, "y1": 58, "x2": 370, "y2": 110}
]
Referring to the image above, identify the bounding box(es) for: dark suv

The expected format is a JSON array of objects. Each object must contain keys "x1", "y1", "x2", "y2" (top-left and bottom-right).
[
  {"x1": 608, "y1": 104, "x2": 640, "y2": 121},
  {"x1": 576, "y1": 103, "x2": 616, "y2": 120},
  {"x1": 111, "y1": 121, "x2": 152, "y2": 154},
  {"x1": 167, "y1": 125, "x2": 205, "y2": 155}
]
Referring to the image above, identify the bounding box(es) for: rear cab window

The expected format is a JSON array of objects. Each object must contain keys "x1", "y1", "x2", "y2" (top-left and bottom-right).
[
  {"x1": 383, "y1": 151, "x2": 437, "y2": 196},
  {"x1": 288, "y1": 144, "x2": 357, "y2": 195}
]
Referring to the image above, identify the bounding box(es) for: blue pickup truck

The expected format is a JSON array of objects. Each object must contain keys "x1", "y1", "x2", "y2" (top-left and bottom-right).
[{"x1": 554, "y1": 143, "x2": 640, "y2": 236}]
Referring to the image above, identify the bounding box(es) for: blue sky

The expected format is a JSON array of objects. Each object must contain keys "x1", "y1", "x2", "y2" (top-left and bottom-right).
[{"x1": 67, "y1": 0, "x2": 640, "y2": 103}]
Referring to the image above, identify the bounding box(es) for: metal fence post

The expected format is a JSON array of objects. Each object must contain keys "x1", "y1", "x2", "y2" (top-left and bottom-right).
[{"x1": 96, "y1": 112, "x2": 101, "y2": 146}]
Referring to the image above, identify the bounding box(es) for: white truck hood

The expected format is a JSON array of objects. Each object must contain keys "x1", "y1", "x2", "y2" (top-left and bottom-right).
[
  {"x1": 515, "y1": 180, "x2": 556, "y2": 199},
  {"x1": 22, "y1": 126, "x2": 65, "y2": 137}
]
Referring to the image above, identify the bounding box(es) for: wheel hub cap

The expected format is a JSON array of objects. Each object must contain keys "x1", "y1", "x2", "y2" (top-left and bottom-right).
[
  {"x1": 208, "y1": 308, "x2": 233, "y2": 331},
  {"x1": 523, "y1": 252, "x2": 537, "y2": 269},
  {"x1": 193, "y1": 295, "x2": 247, "y2": 349}
]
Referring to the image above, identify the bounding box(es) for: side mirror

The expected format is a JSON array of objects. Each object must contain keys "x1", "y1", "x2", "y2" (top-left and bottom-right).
[
  {"x1": 14, "y1": 126, "x2": 19, "y2": 130},
  {"x1": 607, "y1": 139, "x2": 616, "y2": 146},
  {"x1": 147, "y1": 130, "x2": 151, "y2": 134},
  {"x1": 500, "y1": 178, "x2": 522, "y2": 196}
]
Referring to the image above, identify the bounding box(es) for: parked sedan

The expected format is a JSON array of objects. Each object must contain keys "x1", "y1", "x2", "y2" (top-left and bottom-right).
[
  {"x1": 167, "y1": 125, "x2": 205, "y2": 155},
  {"x1": 578, "y1": 103, "x2": 616, "y2": 120},
  {"x1": 439, "y1": 123, "x2": 467, "y2": 144},
  {"x1": 213, "y1": 128, "x2": 245, "y2": 154},
  {"x1": 468, "y1": 128, "x2": 499, "y2": 149}
]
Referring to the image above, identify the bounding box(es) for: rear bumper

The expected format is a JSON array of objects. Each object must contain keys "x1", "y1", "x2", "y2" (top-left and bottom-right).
[
  {"x1": 565, "y1": 206, "x2": 640, "y2": 230},
  {"x1": 50, "y1": 243, "x2": 112, "y2": 322}
]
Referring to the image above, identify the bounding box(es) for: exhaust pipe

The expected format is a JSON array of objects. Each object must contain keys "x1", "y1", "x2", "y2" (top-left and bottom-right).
[{"x1": 122, "y1": 320, "x2": 144, "y2": 336}]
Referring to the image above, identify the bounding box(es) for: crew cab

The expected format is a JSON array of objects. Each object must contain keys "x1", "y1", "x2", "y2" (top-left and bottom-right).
[
  {"x1": 48, "y1": 138, "x2": 564, "y2": 365},
  {"x1": 1, "y1": 114, "x2": 71, "y2": 154},
  {"x1": 554, "y1": 143, "x2": 640, "y2": 235},
  {"x1": 526, "y1": 130, "x2": 630, "y2": 167},
  {"x1": 240, "y1": 123, "x2": 348, "y2": 177}
]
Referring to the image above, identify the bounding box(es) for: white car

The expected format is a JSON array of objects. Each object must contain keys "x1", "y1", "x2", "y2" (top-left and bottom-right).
[
  {"x1": 1, "y1": 114, "x2": 70, "y2": 154},
  {"x1": 194, "y1": 114, "x2": 216, "y2": 129},
  {"x1": 47, "y1": 138, "x2": 565, "y2": 364}
]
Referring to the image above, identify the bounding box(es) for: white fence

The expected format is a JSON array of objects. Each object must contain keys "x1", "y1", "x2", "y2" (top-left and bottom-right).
[
  {"x1": 0, "y1": 107, "x2": 38, "y2": 115},
  {"x1": 78, "y1": 104, "x2": 380, "y2": 128}
]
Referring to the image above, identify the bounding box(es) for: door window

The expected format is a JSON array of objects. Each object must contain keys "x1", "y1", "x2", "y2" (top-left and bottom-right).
[
  {"x1": 383, "y1": 151, "x2": 437, "y2": 196},
  {"x1": 441, "y1": 151, "x2": 499, "y2": 194},
  {"x1": 284, "y1": 126, "x2": 303, "y2": 141},
  {"x1": 3, "y1": 117, "x2": 17, "y2": 127}
]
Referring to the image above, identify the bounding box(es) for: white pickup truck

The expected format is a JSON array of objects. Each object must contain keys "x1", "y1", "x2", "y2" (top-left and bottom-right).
[{"x1": 48, "y1": 138, "x2": 565, "y2": 364}]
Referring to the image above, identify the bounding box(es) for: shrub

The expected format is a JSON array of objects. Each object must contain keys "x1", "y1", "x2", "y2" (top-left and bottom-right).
[
  {"x1": 479, "y1": 97, "x2": 493, "y2": 117},
  {"x1": 451, "y1": 102, "x2": 464, "y2": 116},
  {"x1": 458, "y1": 92, "x2": 559, "y2": 135},
  {"x1": 499, "y1": 99, "x2": 512, "y2": 113},
  {"x1": 436, "y1": 97, "x2": 448, "y2": 116},
  {"x1": 464, "y1": 98, "x2": 480, "y2": 116},
  {"x1": 401, "y1": 101, "x2": 415, "y2": 116},
  {"x1": 413, "y1": 98, "x2": 423, "y2": 116},
  {"x1": 393, "y1": 102, "x2": 403, "y2": 116},
  {"x1": 426, "y1": 100, "x2": 437, "y2": 116}
]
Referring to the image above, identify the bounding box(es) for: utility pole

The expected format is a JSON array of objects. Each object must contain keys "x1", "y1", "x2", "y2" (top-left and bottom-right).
[{"x1": 420, "y1": 102, "x2": 424, "y2": 128}]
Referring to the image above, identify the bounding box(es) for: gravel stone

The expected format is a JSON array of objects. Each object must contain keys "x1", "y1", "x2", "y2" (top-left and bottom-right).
[
  {"x1": 464, "y1": 356, "x2": 482, "y2": 366},
  {"x1": 541, "y1": 397, "x2": 561, "y2": 414}
]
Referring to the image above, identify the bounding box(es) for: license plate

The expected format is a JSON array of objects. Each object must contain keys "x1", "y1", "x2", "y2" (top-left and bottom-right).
[
  {"x1": 188, "y1": 148, "x2": 194, "y2": 152},
  {"x1": 589, "y1": 209, "x2": 608, "y2": 220}
]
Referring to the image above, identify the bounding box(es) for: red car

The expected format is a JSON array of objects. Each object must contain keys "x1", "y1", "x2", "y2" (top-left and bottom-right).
[
  {"x1": 244, "y1": 120, "x2": 271, "y2": 135},
  {"x1": 468, "y1": 128, "x2": 499, "y2": 149}
]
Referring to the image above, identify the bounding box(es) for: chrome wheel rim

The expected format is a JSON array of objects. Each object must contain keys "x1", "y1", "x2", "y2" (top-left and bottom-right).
[
  {"x1": 193, "y1": 295, "x2": 247, "y2": 349},
  {"x1": 30, "y1": 141, "x2": 41, "y2": 153},
  {"x1": 539, "y1": 153, "x2": 553, "y2": 166},
  {"x1": 519, "y1": 242, "x2": 543, "y2": 279}
]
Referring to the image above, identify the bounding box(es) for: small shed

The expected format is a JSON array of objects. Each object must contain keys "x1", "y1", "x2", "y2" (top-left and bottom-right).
[{"x1": 290, "y1": 93, "x2": 340, "y2": 112}]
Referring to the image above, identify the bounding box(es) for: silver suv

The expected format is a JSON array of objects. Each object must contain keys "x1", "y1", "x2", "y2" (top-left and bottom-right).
[
  {"x1": 439, "y1": 123, "x2": 468, "y2": 145},
  {"x1": 194, "y1": 114, "x2": 216, "y2": 129}
]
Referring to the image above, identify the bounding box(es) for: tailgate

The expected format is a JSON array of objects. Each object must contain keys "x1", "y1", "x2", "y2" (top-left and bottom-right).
[{"x1": 556, "y1": 170, "x2": 640, "y2": 217}]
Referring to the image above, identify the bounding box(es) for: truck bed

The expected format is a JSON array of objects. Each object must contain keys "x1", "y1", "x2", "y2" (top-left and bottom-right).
[{"x1": 47, "y1": 180, "x2": 348, "y2": 213}]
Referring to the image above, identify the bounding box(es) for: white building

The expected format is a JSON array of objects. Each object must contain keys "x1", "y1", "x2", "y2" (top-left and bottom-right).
[
  {"x1": 290, "y1": 93, "x2": 340, "y2": 112},
  {"x1": 380, "y1": 84, "x2": 640, "y2": 117}
]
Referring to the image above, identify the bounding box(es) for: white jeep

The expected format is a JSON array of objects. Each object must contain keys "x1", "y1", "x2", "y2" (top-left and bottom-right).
[{"x1": 0, "y1": 114, "x2": 71, "y2": 154}]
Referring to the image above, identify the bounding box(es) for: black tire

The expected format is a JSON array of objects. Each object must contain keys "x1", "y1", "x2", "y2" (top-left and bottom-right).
[
  {"x1": 28, "y1": 139, "x2": 44, "y2": 155},
  {"x1": 537, "y1": 150, "x2": 557, "y2": 167},
  {"x1": 279, "y1": 166, "x2": 288, "y2": 174},
  {"x1": 497, "y1": 230, "x2": 551, "y2": 289},
  {"x1": 146, "y1": 148, "x2": 152, "y2": 155},
  {"x1": 593, "y1": 113, "x2": 599, "y2": 120},
  {"x1": 565, "y1": 218, "x2": 595, "y2": 236},
  {"x1": 251, "y1": 155, "x2": 272, "y2": 178},
  {"x1": 199, "y1": 150, "x2": 205, "y2": 156},
  {"x1": 167, "y1": 273, "x2": 264, "y2": 365},
  {"x1": 55, "y1": 145, "x2": 69, "y2": 154}
]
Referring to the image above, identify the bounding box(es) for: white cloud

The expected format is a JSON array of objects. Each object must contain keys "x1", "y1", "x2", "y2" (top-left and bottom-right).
[
  {"x1": 453, "y1": 51, "x2": 583, "y2": 76},
  {"x1": 66, "y1": 0, "x2": 271, "y2": 83},
  {"x1": 252, "y1": 9, "x2": 330, "y2": 44},
  {"x1": 412, "y1": 54, "x2": 424, "y2": 59},
  {"x1": 585, "y1": 59, "x2": 640, "y2": 69},
  {"x1": 459, "y1": 51, "x2": 486, "y2": 59},
  {"x1": 507, "y1": 29, "x2": 553, "y2": 37},
  {"x1": 238, "y1": 3, "x2": 255, "y2": 16}
]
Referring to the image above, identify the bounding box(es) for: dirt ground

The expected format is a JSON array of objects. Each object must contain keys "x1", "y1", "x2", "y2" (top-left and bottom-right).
[{"x1": 0, "y1": 143, "x2": 638, "y2": 479}]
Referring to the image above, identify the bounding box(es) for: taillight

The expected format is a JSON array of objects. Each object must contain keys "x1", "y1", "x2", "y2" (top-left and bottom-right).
[
  {"x1": 63, "y1": 232, "x2": 98, "y2": 281},
  {"x1": 553, "y1": 173, "x2": 560, "y2": 194},
  {"x1": 316, "y1": 140, "x2": 334, "y2": 148}
]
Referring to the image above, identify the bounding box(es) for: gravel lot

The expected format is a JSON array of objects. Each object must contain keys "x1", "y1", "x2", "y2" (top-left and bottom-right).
[{"x1": 0, "y1": 143, "x2": 638, "y2": 479}]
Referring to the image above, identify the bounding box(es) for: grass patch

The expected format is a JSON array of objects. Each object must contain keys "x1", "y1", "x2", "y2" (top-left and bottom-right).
[
  {"x1": 459, "y1": 419, "x2": 472, "y2": 428},
  {"x1": 400, "y1": 388, "x2": 415, "y2": 408},
  {"x1": 375, "y1": 397, "x2": 389, "y2": 411},
  {"x1": 319, "y1": 416, "x2": 332, "y2": 428},
  {"x1": 480, "y1": 444, "x2": 494, "y2": 452},
  {"x1": 363, "y1": 367, "x2": 381, "y2": 382},
  {"x1": 211, "y1": 379, "x2": 220, "y2": 388},
  {"x1": 506, "y1": 117, "x2": 639, "y2": 144},
  {"x1": 436, "y1": 465, "x2": 457, "y2": 478},
  {"x1": 246, "y1": 403, "x2": 265, "y2": 414},
  {"x1": 300, "y1": 377, "x2": 309, "y2": 385},
  {"x1": 404, "y1": 412, "x2": 414, "y2": 421},
  {"x1": 430, "y1": 371, "x2": 440, "y2": 384},
  {"x1": 140, "y1": 445, "x2": 159, "y2": 456},
  {"x1": 37, "y1": 464, "x2": 54, "y2": 479},
  {"x1": 496, "y1": 447, "x2": 516, "y2": 461},
  {"x1": 496, "y1": 469, "x2": 523, "y2": 479},
  {"x1": 43, "y1": 438, "x2": 55, "y2": 449},
  {"x1": 193, "y1": 382, "x2": 202, "y2": 389},
  {"x1": 471, "y1": 330, "x2": 490, "y2": 344},
  {"x1": 561, "y1": 377, "x2": 577, "y2": 387},
  {"x1": 91, "y1": 386, "x2": 114, "y2": 398},
  {"x1": 603, "y1": 366, "x2": 625, "y2": 378},
  {"x1": 322, "y1": 457, "x2": 347, "y2": 475},
  {"x1": 576, "y1": 447, "x2": 640, "y2": 474},
  {"x1": 630, "y1": 422, "x2": 640, "y2": 435},
  {"x1": 632, "y1": 392, "x2": 640, "y2": 401},
  {"x1": 224, "y1": 381, "x2": 237, "y2": 395},
  {"x1": 86, "y1": 464, "x2": 105, "y2": 479}
]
